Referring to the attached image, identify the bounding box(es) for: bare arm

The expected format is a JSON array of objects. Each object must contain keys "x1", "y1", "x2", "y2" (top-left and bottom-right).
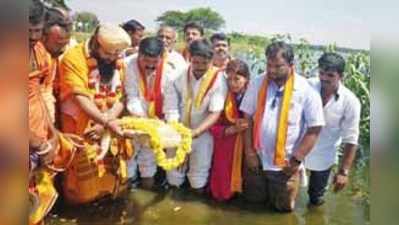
[
  {"x1": 339, "y1": 143, "x2": 357, "y2": 172},
  {"x1": 75, "y1": 95, "x2": 123, "y2": 136},
  {"x1": 75, "y1": 95, "x2": 108, "y2": 125},
  {"x1": 243, "y1": 113, "x2": 261, "y2": 173},
  {"x1": 243, "y1": 113, "x2": 255, "y2": 156},
  {"x1": 333, "y1": 143, "x2": 358, "y2": 192},
  {"x1": 284, "y1": 126, "x2": 322, "y2": 176},
  {"x1": 293, "y1": 126, "x2": 322, "y2": 161},
  {"x1": 105, "y1": 101, "x2": 124, "y2": 120},
  {"x1": 192, "y1": 111, "x2": 222, "y2": 138}
]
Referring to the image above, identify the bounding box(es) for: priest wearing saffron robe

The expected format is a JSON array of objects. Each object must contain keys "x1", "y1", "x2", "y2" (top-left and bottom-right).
[
  {"x1": 58, "y1": 23, "x2": 132, "y2": 204},
  {"x1": 167, "y1": 39, "x2": 227, "y2": 194},
  {"x1": 124, "y1": 37, "x2": 179, "y2": 189},
  {"x1": 240, "y1": 41, "x2": 325, "y2": 212}
]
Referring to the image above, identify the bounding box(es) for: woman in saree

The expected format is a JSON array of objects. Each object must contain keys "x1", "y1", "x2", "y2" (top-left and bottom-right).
[{"x1": 209, "y1": 59, "x2": 251, "y2": 201}]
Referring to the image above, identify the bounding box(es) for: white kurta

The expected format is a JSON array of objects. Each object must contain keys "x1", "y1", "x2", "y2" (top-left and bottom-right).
[
  {"x1": 166, "y1": 67, "x2": 228, "y2": 188},
  {"x1": 124, "y1": 54, "x2": 179, "y2": 178},
  {"x1": 304, "y1": 78, "x2": 361, "y2": 171},
  {"x1": 165, "y1": 50, "x2": 188, "y2": 82}
]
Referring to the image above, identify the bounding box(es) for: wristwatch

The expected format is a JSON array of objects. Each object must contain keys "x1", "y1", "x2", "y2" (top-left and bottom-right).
[
  {"x1": 338, "y1": 168, "x2": 349, "y2": 176},
  {"x1": 290, "y1": 155, "x2": 302, "y2": 165}
]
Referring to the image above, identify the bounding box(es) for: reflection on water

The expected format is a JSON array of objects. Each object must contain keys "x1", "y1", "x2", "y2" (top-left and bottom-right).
[{"x1": 46, "y1": 177, "x2": 369, "y2": 225}]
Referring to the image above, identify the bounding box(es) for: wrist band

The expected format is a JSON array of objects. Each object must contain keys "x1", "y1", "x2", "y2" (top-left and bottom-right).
[{"x1": 291, "y1": 155, "x2": 302, "y2": 165}]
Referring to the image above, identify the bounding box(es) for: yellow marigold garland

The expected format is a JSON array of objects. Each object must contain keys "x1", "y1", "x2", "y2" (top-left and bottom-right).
[{"x1": 118, "y1": 117, "x2": 192, "y2": 171}]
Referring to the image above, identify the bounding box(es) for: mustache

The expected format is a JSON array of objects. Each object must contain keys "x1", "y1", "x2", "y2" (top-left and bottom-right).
[
  {"x1": 145, "y1": 66, "x2": 156, "y2": 71},
  {"x1": 29, "y1": 39, "x2": 38, "y2": 45},
  {"x1": 193, "y1": 69, "x2": 206, "y2": 75},
  {"x1": 321, "y1": 80, "x2": 331, "y2": 85}
]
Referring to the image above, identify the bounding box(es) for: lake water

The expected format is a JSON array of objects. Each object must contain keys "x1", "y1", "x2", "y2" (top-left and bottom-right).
[
  {"x1": 46, "y1": 168, "x2": 369, "y2": 225},
  {"x1": 45, "y1": 51, "x2": 369, "y2": 225}
]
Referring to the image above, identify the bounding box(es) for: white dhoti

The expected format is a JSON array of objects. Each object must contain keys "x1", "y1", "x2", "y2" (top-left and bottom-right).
[
  {"x1": 167, "y1": 131, "x2": 213, "y2": 189},
  {"x1": 127, "y1": 142, "x2": 157, "y2": 179}
]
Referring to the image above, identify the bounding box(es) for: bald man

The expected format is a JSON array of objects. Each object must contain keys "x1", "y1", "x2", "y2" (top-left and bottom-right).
[
  {"x1": 43, "y1": 7, "x2": 75, "y2": 57},
  {"x1": 42, "y1": 7, "x2": 76, "y2": 124},
  {"x1": 157, "y1": 26, "x2": 187, "y2": 81},
  {"x1": 43, "y1": 24, "x2": 71, "y2": 58}
]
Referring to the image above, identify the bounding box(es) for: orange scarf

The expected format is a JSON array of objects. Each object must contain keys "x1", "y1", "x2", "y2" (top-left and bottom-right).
[
  {"x1": 137, "y1": 57, "x2": 165, "y2": 119},
  {"x1": 253, "y1": 72, "x2": 295, "y2": 167},
  {"x1": 183, "y1": 66, "x2": 220, "y2": 127},
  {"x1": 224, "y1": 92, "x2": 243, "y2": 192}
]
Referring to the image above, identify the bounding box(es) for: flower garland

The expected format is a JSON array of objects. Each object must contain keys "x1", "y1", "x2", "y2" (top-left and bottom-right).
[
  {"x1": 85, "y1": 57, "x2": 128, "y2": 178},
  {"x1": 118, "y1": 117, "x2": 192, "y2": 171},
  {"x1": 87, "y1": 57, "x2": 124, "y2": 110}
]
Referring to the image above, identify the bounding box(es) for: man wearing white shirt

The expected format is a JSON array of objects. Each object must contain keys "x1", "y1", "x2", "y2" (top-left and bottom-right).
[
  {"x1": 156, "y1": 25, "x2": 188, "y2": 81},
  {"x1": 240, "y1": 41, "x2": 325, "y2": 212},
  {"x1": 210, "y1": 33, "x2": 231, "y2": 70},
  {"x1": 305, "y1": 52, "x2": 361, "y2": 206},
  {"x1": 166, "y1": 39, "x2": 228, "y2": 194},
  {"x1": 124, "y1": 37, "x2": 179, "y2": 189}
]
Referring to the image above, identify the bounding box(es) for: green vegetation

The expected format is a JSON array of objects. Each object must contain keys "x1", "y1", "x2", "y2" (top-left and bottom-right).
[
  {"x1": 156, "y1": 7, "x2": 225, "y2": 31},
  {"x1": 73, "y1": 11, "x2": 100, "y2": 33}
]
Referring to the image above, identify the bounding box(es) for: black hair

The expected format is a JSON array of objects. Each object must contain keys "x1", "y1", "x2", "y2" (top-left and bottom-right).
[
  {"x1": 98, "y1": 59, "x2": 116, "y2": 83},
  {"x1": 318, "y1": 52, "x2": 346, "y2": 76},
  {"x1": 265, "y1": 41, "x2": 294, "y2": 65},
  {"x1": 210, "y1": 33, "x2": 230, "y2": 46},
  {"x1": 44, "y1": 7, "x2": 72, "y2": 33},
  {"x1": 121, "y1": 19, "x2": 145, "y2": 33},
  {"x1": 189, "y1": 39, "x2": 213, "y2": 59},
  {"x1": 183, "y1": 22, "x2": 204, "y2": 36},
  {"x1": 226, "y1": 59, "x2": 250, "y2": 79},
  {"x1": 138, "y1": 36, "x2": 164, "y2": 57},
  {"x1": 29, "y1": 0, "x2": 46, "y2": 25}
]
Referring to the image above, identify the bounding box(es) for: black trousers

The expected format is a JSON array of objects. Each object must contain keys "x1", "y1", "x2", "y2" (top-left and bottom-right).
[{"x1": 307, "y1": 168, "x2": 332, "y2": 204}]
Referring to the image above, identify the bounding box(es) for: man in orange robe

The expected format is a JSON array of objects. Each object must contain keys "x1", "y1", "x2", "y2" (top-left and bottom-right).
[
  {"x1": 29, "y1": 1, "x2": 58, "y2": 224},
  {"x1": 58, "y1": 23, "x2": 132, "y2": 204},
  {"x1": 42, "y1": 6, "x2": 74, "y2": 125}
]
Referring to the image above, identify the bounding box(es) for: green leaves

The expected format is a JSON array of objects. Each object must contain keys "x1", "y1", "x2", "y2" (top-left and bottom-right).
[
  {"x1": 156, "y1": 11, "x2": 187, "y2": 29},
  {"x1": 343, "y1": 53, "x2": 370, "y2": 146},
  {"x1": 156, "y1": 7, "x2": 225, "y2": 32},
  {"x1": 74, "y1": 11, "x2": 99, "y2": 33}
]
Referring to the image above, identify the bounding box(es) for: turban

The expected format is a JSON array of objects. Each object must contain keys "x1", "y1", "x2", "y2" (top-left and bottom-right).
[{"x1": 96, "y1": 23, "x2": 131, "y2": 54}]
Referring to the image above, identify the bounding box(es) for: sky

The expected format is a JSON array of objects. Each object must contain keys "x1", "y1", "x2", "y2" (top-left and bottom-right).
[{"x1": 66, "y1": 0, "x2": 376, "y2": 50}]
